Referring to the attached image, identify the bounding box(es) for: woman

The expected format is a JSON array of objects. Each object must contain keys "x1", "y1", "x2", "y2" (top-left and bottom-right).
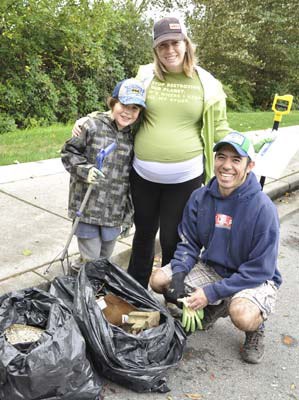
[
  {"x1": 73, "y1": 17, "x2": 232, "y2": 288},
  {"x1": 128, "y1": 16, "x2": 232, "y2": 288}
]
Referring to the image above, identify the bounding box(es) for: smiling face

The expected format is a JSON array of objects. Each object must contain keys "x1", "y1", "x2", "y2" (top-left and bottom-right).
[
  {"x1": 111, "y1": 102, "x2": 142, "y2": 130},
  {"x1": 214, "y1": 144, "x2": 255, "y2": 197},
  {"x1": 155, "y1": 39, "x2": 186, "y2": 73}
]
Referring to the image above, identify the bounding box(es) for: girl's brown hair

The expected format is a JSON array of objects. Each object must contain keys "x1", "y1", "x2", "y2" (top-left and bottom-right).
[
  {"x1": 153, "y1": 36, "x2": 197, "y2": 81},
  {"x1": 106, "y1": 97, "x2": 119, "y2": 110}
]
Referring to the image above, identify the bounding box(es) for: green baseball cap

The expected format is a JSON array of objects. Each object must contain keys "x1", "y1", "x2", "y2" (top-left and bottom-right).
[{"x1": 213, "y1": 132, "x2": 255, "y2": 160}]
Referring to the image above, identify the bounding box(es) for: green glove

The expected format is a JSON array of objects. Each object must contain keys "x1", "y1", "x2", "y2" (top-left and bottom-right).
[
  {"x1": 181, "y1": 304, "x2": 204, "y2": 333},
  {"x1": 246, "y1": 130, "x2": 277, "y2": 153}
]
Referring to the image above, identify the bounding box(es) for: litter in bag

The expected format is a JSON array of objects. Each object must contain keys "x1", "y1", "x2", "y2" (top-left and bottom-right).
[
  {"x1": 0, "y1": 288, "x2": 102, "y2": 400},
  {"x1": 50, "y1": 259, "x2": 186, "y2": 393}
]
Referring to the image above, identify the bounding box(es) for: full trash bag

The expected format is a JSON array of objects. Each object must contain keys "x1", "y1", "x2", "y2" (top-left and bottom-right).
[
  {"x1": 0, "y1": 287, "x2": 102, "y2": 400},
  {"x1": 50, "y1": 259, "x2": 186, "y2": 393}
]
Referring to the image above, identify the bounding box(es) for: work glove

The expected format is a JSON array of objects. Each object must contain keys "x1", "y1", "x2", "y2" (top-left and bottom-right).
[
  {"x1": 178, "y1": 298, "x2": 204, "y2": 333},
  {"x1": 164, "y1": 271, "x2": 187, "y2": 305},
  {"x1": 87, "y1": 167, "x2": 105, "y2": 184},
  {"x1": 72, "y1": 116, "x2": 89, "y2": 137},
  {"x1": 247, "y1": 129, "x2": 277, "y2": 153}
]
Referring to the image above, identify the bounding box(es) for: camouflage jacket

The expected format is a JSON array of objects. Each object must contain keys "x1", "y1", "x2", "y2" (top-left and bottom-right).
[{"x1": 61, "y1": 112, "x2": 134, "y2": 230}]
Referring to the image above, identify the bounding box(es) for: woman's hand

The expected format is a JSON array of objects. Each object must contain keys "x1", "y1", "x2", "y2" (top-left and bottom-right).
[{"x1": 72, "y1": 117, "x2": 89, "y2": 137}]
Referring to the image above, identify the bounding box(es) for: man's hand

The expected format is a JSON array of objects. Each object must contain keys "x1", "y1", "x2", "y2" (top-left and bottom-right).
[
  {"x1": 87, "y1": 167, "x2": 105, "y2": 184},
  {"x1": 186, "y1": 287, "x2": 208, "y2": 311},
  {"x1": 164, "y1": 271, "x2": 186, "y2": 305},
  {"x1": 72, "y1": 117, "x2": 89, "y2": 137}
]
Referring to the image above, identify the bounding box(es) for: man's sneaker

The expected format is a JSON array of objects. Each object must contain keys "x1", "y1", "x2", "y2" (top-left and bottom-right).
[
  {"x1": 241, "y1": 328, "x2": 265, "y2": 364},
  {"x1": 201, "y1": 300, "x2": 229, "y2": 330}
]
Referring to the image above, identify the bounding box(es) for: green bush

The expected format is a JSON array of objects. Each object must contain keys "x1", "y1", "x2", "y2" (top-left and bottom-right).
[
  {"x1": 0, "y1": 82, "x2": 25, "y2": 127},
  {"x1": 77, "y1": 77, "x2": 105, "y2": 116},
  {"x1": 0, "y1": 113, "x2": 17, "y2": 134},
  {"x1": 22, "y1": 67, "x2": 59, "y2": 128},
  {"x1": 1, "y1": 69, "x2": 59, "y2": 128},
  {"x1": 56, "y1": 80, "x2": 78, "y2": 123},
  {"x1": 224, "y1": 83, "x2": 254, "y2": 112}
]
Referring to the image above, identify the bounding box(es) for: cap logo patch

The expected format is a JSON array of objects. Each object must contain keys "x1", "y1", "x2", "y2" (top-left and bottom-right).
[
  {"x1": 169, "y1": 23, "x2": 181, "y2": 29},
  {"x1": 131, "y1": 88, "x2": 141, "y2": 94}
]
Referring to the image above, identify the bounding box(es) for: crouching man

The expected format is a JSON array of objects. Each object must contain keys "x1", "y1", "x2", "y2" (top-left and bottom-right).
[{"x1": 150, "y1": 132, "x2": 282, "y2": 364}]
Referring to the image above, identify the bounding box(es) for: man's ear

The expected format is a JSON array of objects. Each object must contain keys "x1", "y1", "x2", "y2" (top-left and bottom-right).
[{"x1": 246, "y1": 160, "x2": 255, "y2": 173}]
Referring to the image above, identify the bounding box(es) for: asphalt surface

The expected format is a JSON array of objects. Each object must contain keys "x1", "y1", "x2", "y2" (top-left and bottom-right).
[{"x1": 0, "y1": 126, "x2": 299, "y2": 399}]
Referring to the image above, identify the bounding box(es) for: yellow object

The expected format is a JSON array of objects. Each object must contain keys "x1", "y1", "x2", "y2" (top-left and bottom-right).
[
  {"x1": 127, "y1": 311, "x2": 160, "y2": 332},
  {"x1": 178, "y1": 298, "x2": 204, "y2": 333},
  {"x1": 272, "y1": 94, "x2": 293, "y2": 122},
  {"x1": 4, "y1": 324, "x2": 44, "y2": 344}
]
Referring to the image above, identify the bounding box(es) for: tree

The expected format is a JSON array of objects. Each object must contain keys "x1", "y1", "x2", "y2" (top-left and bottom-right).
[
  {"x1": 0, "y1": 0, "x2": 152, "y2": 130},
  {"x1": 183, "y1": 0, "x2": 298, "y2": 110}
]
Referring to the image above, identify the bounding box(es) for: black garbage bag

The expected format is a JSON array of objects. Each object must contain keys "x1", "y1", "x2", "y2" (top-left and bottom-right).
[
  {"x1": 50, "y1": 259, "x2": 186, "y2": 393},
  {"x1": 0, "y1": 288, "x2": 102, "y2": 400}
]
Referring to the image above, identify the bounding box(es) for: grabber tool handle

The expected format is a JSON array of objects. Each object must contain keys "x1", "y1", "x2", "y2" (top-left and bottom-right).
[
  {"x1": 60, "y1": 184, "x2": 93, "y2": 261},
  {"x1": 60, "y1": 142, "x2": 117, "y2": 263},
  {"x1": 272, "y1": 94, "x2": 293, "y2": 128},
  {"x1": 96, "y1": 142, "x2": 117, "y2": 170},
  {"x1": 260, "y1": 94, "x2": 293, "y2": 190}
]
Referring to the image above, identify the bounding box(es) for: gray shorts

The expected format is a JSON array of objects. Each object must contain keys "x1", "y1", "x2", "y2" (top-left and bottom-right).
[{"x1": 161, "y1": 260, "x2": 278, "y2": 320}]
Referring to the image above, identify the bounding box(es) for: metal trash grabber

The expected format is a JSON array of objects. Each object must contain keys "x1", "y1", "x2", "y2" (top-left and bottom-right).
[
  {"x1": 259, "y1": 94, "x2": 293, "y2": 189},
  {"x1": 45, "y1": 141, "x2": 117, "y2": 275}
]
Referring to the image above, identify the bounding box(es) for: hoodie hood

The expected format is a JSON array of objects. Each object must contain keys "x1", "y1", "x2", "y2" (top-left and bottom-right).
[{"x1": 207, "y1": 172, "x2": 261, "y2": 202}]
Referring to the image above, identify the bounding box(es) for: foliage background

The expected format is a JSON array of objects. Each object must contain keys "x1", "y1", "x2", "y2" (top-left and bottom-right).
[{"x1": 0, "y1": 0, "x2": 298, "y2": 134}]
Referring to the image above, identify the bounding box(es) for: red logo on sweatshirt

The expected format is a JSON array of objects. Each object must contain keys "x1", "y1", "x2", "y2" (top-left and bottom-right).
[{"x1": 215, "y1": 213, "x2": 232, "y2": 229}]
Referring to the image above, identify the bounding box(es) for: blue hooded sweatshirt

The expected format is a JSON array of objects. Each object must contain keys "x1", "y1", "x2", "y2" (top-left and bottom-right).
[{"x1": 171, "y1": 172, "x2": 281, "y2": 304}]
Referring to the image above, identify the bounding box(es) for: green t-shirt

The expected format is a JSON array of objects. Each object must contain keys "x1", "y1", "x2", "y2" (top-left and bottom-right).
[{"x1": 134, "y1": 72, "x2": 204, "y2": 163}]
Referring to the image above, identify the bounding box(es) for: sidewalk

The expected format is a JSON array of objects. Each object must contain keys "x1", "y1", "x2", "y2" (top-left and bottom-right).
[{"x1": 1, "y1": 126, "x2": 299, "y2": 295}]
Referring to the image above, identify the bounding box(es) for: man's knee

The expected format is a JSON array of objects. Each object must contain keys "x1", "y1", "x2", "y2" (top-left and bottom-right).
[
  {"x1": 149, "y1": 268, "x2": 170, "y2": 294},
  {"x1": 229, "y1": 298, "x2": 263, "y2": 331}
]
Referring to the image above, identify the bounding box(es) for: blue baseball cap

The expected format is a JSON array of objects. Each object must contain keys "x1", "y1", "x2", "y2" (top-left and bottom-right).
[
  {"x1": 213, "y1": 132, "x2": 255, "y2": 161},
  {"x1": 112, "y1": 78, "x2": 146, "y2": 108}
]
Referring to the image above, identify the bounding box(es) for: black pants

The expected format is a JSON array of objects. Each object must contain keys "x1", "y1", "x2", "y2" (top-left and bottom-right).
[{"x1": 127, "y1": 168, "x2": 203, "y2": 288}]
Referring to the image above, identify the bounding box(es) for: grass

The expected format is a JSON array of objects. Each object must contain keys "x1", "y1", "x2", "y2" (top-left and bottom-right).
[
  {"x1": 228, "y1": 110, "x2": 299, "y2": 132},
  {"x1": 0, "y1": 111, "x2": 298, "y2": 166},
  {"x1": 0, "y1": 124, "x2": 72, "y2": 166}
]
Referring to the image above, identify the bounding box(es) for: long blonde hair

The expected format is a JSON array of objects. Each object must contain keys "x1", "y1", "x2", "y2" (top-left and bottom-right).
[{"x1": 153, "y1": 36, "x2": 197, "y2": 81}]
